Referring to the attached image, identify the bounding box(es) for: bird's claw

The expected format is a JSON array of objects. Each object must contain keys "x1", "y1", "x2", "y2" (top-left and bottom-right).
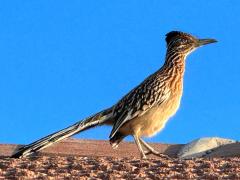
[{"x1": 143, "y1": 150, "x2": 169, "y2": 159}]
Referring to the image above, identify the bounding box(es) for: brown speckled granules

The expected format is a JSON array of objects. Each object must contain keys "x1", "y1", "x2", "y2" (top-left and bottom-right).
[{"x1": 1, "y1": 156, "x2": 240, "y2": 179}]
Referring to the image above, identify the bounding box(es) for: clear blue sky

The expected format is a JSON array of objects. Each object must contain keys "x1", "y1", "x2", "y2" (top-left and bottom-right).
[{"x1": 0, "y1": 1, "x2": 239, "y2": 145}]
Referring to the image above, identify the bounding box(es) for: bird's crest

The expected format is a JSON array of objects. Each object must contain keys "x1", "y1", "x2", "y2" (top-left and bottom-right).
[{"x1": 165, "y1": 31, "x2": 195, "y2": 44}]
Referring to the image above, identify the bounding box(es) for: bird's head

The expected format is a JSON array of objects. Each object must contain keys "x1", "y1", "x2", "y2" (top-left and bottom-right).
[{"x1": 165, "y1": 31, "x2": 217, "y2": 55}]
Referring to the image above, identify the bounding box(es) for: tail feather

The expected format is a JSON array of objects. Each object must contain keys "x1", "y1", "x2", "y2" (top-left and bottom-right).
[{"x1": 11, "y1": 107, "x2": 113, "y2": 158}]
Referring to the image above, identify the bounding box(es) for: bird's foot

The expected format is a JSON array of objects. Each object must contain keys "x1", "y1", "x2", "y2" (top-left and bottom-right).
[
  {"x1": 144, "y1": 150, "x2": 169, "y2": 159},
  {"x1": 141, "y1": 154, "x2": 148, "y2": 160}
]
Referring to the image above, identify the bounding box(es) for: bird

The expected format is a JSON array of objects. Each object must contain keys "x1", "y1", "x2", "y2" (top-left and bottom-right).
[{"x1": 11, "y1": 31, "x2": 217, "y2": 159}]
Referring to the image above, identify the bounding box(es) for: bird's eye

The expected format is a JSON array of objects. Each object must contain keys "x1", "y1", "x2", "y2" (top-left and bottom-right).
[{"x1": 181, "y1": 39, "x2": 188, "y2": 44}]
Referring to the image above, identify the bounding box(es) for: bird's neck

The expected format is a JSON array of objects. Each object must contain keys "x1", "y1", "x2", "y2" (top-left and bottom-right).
[{"x1": 162, "y1": 50, "x2": 186, "y2": 78}]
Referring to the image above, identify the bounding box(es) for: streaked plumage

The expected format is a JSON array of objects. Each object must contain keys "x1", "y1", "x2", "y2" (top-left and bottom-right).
[{"x1": 11, "y1": 31, "x2": 217, "y2": 159}]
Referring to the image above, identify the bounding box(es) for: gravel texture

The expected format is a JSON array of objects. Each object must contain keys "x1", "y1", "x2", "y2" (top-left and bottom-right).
[
  {"x1": 1, "y1": 138, "x2": 240, "y2": 179},
  {"x1": 1, "y1": 155, "x2": 240, "y2": 179}
]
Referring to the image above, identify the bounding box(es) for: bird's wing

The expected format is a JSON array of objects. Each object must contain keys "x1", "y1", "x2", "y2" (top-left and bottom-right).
[{"x1": 109, "y1": 75, "x2": 170, "y2": 139}]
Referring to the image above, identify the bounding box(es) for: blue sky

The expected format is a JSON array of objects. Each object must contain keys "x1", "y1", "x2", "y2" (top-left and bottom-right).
[{"x1": 0, "y1": 1, "x2": 239, "y2": 144}]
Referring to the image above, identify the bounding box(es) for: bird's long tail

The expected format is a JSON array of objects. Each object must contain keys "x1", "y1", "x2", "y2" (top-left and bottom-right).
[{"x1": 11, "y1": 107, "x2": 113, "y2": 158}]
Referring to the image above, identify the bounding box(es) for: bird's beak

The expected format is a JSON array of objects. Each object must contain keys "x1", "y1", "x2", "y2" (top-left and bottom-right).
[{"x1": 196, "y1": 38, "x2": 217, "y2": 47}]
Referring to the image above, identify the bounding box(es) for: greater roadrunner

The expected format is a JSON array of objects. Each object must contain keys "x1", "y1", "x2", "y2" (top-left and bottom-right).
[{"x1": 11, "y1": 31, "x2": 217, "y2": 159}]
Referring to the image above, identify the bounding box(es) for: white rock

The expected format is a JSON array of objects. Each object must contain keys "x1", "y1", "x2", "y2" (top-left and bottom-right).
[{"x1": 178, "y1": 137, "x2": 236, "y2": 159}]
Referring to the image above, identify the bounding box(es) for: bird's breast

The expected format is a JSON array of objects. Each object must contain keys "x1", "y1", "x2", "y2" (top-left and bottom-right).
[{"x1": 127, "y1": 84, "x2": 183, "y2": 137}]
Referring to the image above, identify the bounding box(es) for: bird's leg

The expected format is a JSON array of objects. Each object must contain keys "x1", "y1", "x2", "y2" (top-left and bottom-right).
[
  {"x1": 139, "y1": 138, "x2": 169, "y2": 159},
  {"x1": 139, "y1": 138, "x2": 159, "y2": 154},
  {"x1": 133, "y1": 134, "x2": 147, "y2": 159}
]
